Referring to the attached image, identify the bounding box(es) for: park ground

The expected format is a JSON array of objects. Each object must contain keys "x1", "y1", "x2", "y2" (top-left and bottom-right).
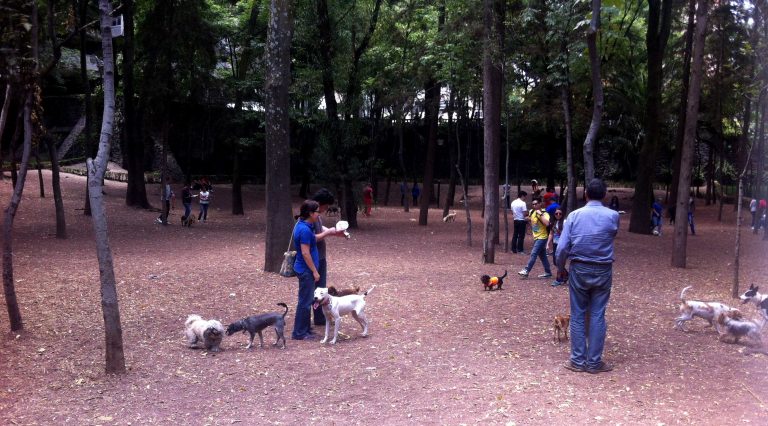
[{"x1": 0, "y1": 170, "x2": 767, "y2": 425}]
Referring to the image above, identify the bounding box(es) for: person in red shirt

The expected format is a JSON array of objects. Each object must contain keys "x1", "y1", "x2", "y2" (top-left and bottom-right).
[{"x1": 362, "y1": 183, "x2": 374, "y2": 216}]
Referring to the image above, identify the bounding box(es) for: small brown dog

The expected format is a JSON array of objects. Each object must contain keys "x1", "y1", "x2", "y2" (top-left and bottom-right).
[
  {"x1": 553, "y1": 314, "x2": 570, "y2": 342},
  {"x1": 327, "y1": 285, "x2": 361, "y2": 297}
]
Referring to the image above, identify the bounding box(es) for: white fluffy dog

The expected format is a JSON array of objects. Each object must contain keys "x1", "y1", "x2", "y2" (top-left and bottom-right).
[
  {"x1": 185, "y1": 314, "x2": 225, "y2": 352},
  {"x1": 312, "y1": 286, "x2": 375, "y2": 344}
]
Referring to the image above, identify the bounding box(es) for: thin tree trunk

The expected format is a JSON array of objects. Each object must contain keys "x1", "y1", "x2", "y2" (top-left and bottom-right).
[
  {"x1": 2, "y1": 90, "x2": 33, "y2": 332},
  {"x1": 232, "y1": 148, "x2": 244, "y2": 215},
  {"x1": 35, "y1": 144, "x2": 44, "y2": 198},
  {"x1": 456, "y1": 164, "x2": 472, "y2": 247},
  {"x1": 46, "y1": 137, "x2": 67, "y2": 239},
  {"x1": 442, "y1": 87, "x2": 457, "y2": 217},
  {"x1": 670, "y1": 0, "x2": 696, "y2": 210},
  {"x1": 582, "y1": 0, "x2": 603, "y2": 183},
  {"x1": 0, "y1": 85, "x2": 11, "y2": 173},
  {"x1": 419, "y1": 78, "x2": 440, "y2": 226},
  {"x1": 562, "y1": 84, "x2": 576, "y2": 213},
  {"x1": 80, "y1": 0, "x2": 93, "y2": 216},
  {"x1": 263, "y1": 0, "x2": 294, "y2": 273},
  {"x1": 56, "y1": 113, "x2": 86, "y2": 161},
  {"x1": 88, "y1": 0, "x2": 125, "y2": 373},
  {"x1": 672, "y1": 0, "x2": 709, "y2": 268}
]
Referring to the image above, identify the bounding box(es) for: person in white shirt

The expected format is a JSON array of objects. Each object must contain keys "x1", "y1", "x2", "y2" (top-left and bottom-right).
[
  {"x1": 750, "y1": 198, "x2": 758, "y2": 230},
  {"x1": 510, "y1": 191, "x2": 529, "y2": 254},
  {"x1": 197, "y1": 188, "x2": 211, "y2": 222}
]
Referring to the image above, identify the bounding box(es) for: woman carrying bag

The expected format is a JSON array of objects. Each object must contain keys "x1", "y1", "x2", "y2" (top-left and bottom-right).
[{"x1": 291, "y1": 200, "x2": 322, "y2": 340}]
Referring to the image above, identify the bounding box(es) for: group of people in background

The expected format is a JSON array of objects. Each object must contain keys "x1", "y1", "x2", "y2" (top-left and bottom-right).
[{"x1": 156, "y1": 176, "x2": 213, "y2": 225}]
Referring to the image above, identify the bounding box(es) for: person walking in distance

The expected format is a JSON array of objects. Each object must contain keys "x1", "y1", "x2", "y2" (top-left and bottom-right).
[
  {"x1": 362, "y1": 183, "x2": 374, "y2": 217},
  {"x1": 510, "y1": 191, "x2": 529, "y2": 254},
  {"x1": 197, "y1": 186, "x2": 211, "y2": 223},
  {"x1": 687, "y1": 194, "x2": 696, "y2": 235},
  {"x1": 518, "y1": 197, "x2": 553, "y2": 279},
  {"x1": 157, "y1": 176, "x2": 174, "y2": 225},
  {"x1": 556, "y1": 178, "x2": 619, "y2": 374}
]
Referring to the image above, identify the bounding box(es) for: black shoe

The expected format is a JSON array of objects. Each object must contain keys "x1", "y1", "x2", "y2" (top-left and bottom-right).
[
  {"x1": 586, "y1": 362, "x2": 613, "y2": 374},
  {"x1": 564, "y1": 362, "x2": 586, "y2": 373}
]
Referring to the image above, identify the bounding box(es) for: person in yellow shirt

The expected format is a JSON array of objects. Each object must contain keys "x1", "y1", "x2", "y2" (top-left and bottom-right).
[{"x1": 518, "y1": 198, "x2": 552, "y2": 279}]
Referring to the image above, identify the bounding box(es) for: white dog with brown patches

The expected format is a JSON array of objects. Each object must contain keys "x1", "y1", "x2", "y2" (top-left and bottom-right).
[
  {"x1": 674, "y1": 286, "x2": 741, "y2": 332},
  {"x1": 313, "y1": 286, "x2": 375, "y2": 344}
]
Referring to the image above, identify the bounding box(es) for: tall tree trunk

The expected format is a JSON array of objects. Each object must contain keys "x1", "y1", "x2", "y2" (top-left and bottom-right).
[
  {"x1": 232, "y1": 148, "x2": 244, "y2": 215},
  {"x1": 46, "y1": 137, "x2": 67, "y2": 239},
  {"x1": 629, "y1": 0, "x2": 674, "y2": 234},
  {"x1": 482, "y1": 0, "x2": 503, "y2": 264},
  {"x1": 123, "y1": 0, "x2": 149, "y2": 208},
  {"x1": 0, "y1": 85, "x2": 11, "y2": 172},
  {"x1": 419, "y1": 78, "x2": 440, "y2": 226},
  {"x1": 2, "y1": 89, "x2": 33, "y2": 332},
  {"x1": 88, "y1": 0, "x2": 126, "y2": 373},
  {"x1": 562, "y1": 84, "x2": 576, "y2": 213},
  {"x1": 263, "y1": 0, "x2": 294, "y2": 273},
  {"x1": 672, "y1": 0, "x2": 709, "y2": 268},
  {"x1": 80, "y1": 0, "x2": 93, "y2": 216},
  {"x1": 35, "y1": 144, "x2": 44, "y2": 198},
  {"x1": 670, "y1": 0, "x2": 696, "y2": 208},
  {"x1": 442, "y1": 86, "x2": 458, "y2": 217},
  {"x1": 582, "y1": 0, "x2": 603, "y2": 183}
]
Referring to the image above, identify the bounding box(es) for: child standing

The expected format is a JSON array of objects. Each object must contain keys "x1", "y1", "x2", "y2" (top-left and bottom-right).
[{"x1": 198, "y1": 187, "x2": 211, "y2": 222}]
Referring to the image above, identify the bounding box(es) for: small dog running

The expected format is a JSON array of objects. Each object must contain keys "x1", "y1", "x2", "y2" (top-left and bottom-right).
[
  {"x1": 181, "y1": 214, "x2": 197, "y2": 227},
  {"x1": 716, "y1": 312, "x2": 764, "y2": 347},
  {"x1": 480, "y1": 270, "x2": 507, "y2": 291},
  {"x1": 313, "y1": 285, "x2": 375, "y2": 344},
  {"x1": 674, "y1": 286, "x2": 740, "y2": 332},
  {"x1": 739, "y1": 284, "x2": 768, "y2": 321},
  {"x1": 185, "y1": 314, "x2": 225, "y2": 352},
  {"x1": 327, "y1": 285, "x2": 361, "y2": 297},
  {"x1": 226, "y1": 303, "x2": 289, "y2": 349},
  {"x1": 443, "y1": 211, "x2": 457, "y2": 222},
  {"x1": 553, "y1": 314, "x2": 570, "y2": 342}
]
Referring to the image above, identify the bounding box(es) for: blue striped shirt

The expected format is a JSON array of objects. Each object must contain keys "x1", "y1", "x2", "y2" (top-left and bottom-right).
[{"x1": 555, "y1": 200, "x2": 619, "y2": 269}]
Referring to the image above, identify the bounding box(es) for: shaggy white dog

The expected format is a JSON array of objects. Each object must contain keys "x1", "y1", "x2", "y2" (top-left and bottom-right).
[{"x1": 185, "y1": 314, "x2": 225, "y2": 352}]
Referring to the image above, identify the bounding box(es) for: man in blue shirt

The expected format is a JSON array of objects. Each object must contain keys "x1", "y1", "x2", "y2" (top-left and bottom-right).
[{"x1": 555, "y1": 178, "x2": 619, "y2": 374}]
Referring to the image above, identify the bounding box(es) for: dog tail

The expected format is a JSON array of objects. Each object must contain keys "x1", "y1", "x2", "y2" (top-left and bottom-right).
[
  {"x1": 185, "y1": 314, "x2": 202, "y2": 327},
  {"x1": 277, "y1": 302, "x2": 289, "y2": 318},
  {"x1": 363, "y1": 285, "x2": 376, "y2": 297},
  {"x1": 680, "y1": 286, "x2": 693, "y2": 303},
  {"x1": 499, "y1": 270, "x2": 508, "y2": 280}
]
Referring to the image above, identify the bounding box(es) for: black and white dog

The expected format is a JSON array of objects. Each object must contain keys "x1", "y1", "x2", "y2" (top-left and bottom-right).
[
  {"x1": 226, "y1": 303, "x2": 289, "y2": 349},
  {"x1": 739, "y1": 284, "x2": 768, "y2": 321}
]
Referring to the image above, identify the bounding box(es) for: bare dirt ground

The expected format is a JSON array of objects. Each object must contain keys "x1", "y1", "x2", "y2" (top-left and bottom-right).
[{"x1": 0, "y1": 171, "x2": 767, "y2": 425}]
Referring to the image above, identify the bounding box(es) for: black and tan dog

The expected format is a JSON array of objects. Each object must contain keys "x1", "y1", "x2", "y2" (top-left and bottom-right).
[
  {"x1": 181, "y1": 214, "x2": 197, "y2": 227},
  {"x1": 226, "y1": 303, "x2": 289, "y2": 349},
  {"x1": 480, "y1": 270, "x2": 507, "y2": 291}
]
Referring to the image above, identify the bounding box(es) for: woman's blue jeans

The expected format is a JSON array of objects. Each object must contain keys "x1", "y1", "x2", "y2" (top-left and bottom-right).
[
  {"x1": 292, "y1": 270, "x2": 315, "y2": 339},
  {"x1": 568, "y1": 262, "x2": 612, "y2": 369}
]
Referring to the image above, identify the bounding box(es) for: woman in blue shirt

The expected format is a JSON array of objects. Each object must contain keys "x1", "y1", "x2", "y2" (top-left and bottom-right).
[{"x1": 292, "y1": 200, "x2": 321, "y2": 340}]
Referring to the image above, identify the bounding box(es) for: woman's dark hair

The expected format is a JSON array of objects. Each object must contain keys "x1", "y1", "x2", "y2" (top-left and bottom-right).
[
  {"x1": 518, "y1": 190, "x2": 528, "y2": 198},
  {"x1": 299, "y1": 200, "x2": 320, "y2": 219},
  {"x1": 311, "y1": 188, "x2": 335, "y2": 206}
]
